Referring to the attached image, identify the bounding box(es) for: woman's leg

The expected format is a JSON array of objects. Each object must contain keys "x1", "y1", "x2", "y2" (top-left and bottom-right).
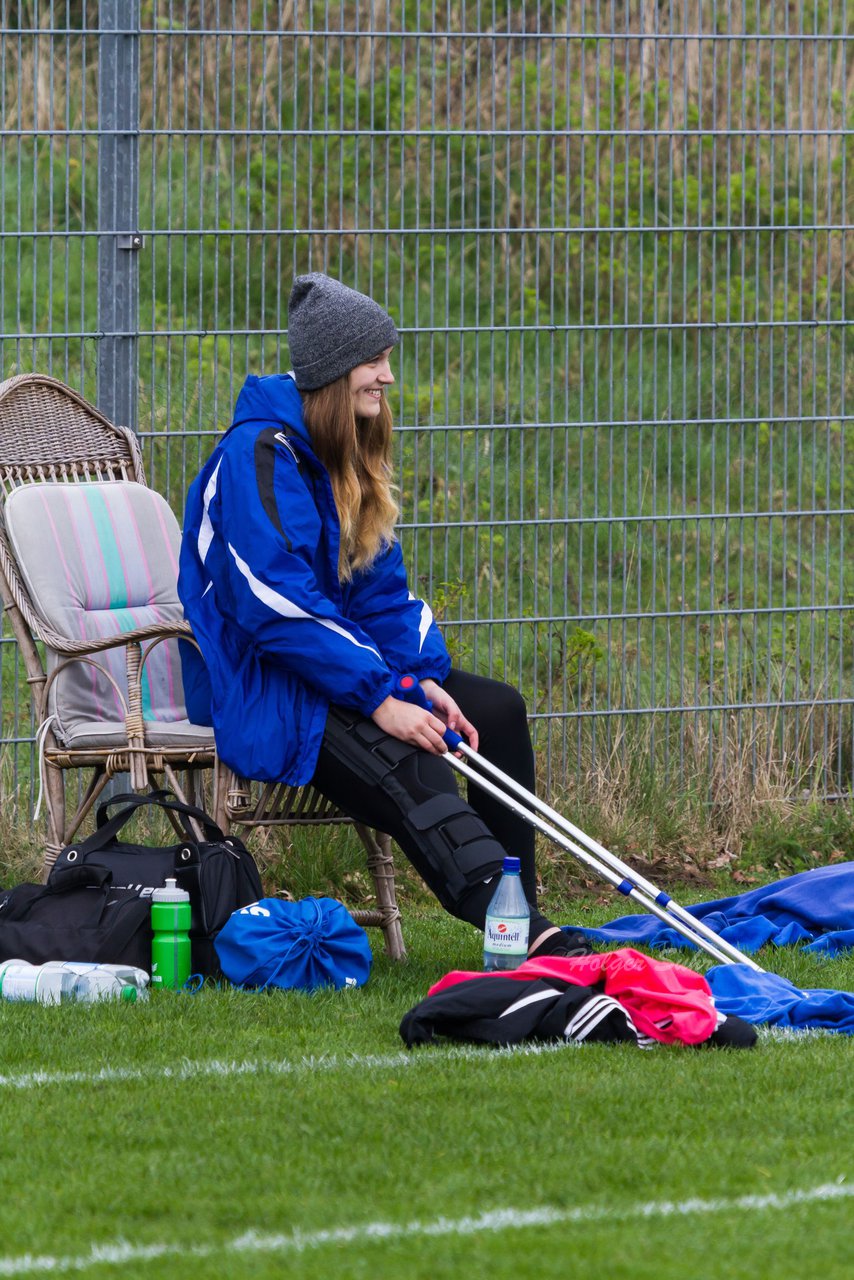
[
  {"x1": 437, "y1": 670, "x2": 577, "y2": 956},
  {"x1": 440, "y1": 669, "x2": 537, "y2": 891},
  {"x1": 310, "y1": 676, "x2": 591, "y2": 957},
  {"x1": 311, "y1": 703, "x2": 552, "y2": 939}
]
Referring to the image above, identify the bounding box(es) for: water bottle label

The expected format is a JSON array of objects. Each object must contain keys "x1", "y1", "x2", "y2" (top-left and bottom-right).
[
  {"x1": 0, "y1": 968, "x2": 67, "y2": 1004},
  {"x1": 0, "y1": 971, "x2": 38, "y2": 1001},
  {"x1": 484, "y1": 915, "x2": 529, "y2": 955}
]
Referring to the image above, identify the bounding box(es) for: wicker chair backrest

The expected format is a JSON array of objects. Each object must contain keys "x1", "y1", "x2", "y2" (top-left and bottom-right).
[{"x1": 4, "y1": 481, "x2": 190, "y2": 744}]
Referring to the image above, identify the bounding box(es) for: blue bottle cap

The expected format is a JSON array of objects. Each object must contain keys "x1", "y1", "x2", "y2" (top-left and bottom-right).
[{"x1": 502, "y1": 855, "x2": 521, "y2": 874}]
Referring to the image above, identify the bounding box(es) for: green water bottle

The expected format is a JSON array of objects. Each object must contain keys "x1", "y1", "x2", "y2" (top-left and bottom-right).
[{"x1": 151, "y1": 877, "x2": 192, "y2": 991}]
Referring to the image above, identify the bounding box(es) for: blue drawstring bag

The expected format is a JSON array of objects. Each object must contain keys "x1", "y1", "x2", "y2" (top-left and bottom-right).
[{"x1": 214, "y1": 897, "x2": 373, "y2": 992}]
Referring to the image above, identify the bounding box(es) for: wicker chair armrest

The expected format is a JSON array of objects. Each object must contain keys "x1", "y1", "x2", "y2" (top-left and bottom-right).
[
  {"x1": 43, "y1": 619, "x2": 194, "y2": 656},
  {"x1": 1, "y1": 537, "x2": 193, "y2": 655}
]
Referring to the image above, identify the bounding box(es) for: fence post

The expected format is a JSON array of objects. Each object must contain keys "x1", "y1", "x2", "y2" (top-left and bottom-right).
[{"x1": 97, "y1": 0, "x2": 141, "y2": 431}]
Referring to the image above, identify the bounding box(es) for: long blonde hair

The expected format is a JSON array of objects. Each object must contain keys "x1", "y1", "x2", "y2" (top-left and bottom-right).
[{"x1": 301, "y1": 376, "x2": 399, "y2": 582}]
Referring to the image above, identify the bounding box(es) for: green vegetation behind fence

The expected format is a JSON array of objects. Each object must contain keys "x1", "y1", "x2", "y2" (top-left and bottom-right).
[{"x1": 0, "y1": 2, "x2": 851, "y2": 816}]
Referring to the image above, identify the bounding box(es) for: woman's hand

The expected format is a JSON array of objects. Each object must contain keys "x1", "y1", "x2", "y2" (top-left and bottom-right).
[
  {"x1": 370, "y1": 695, "x2": 451, "y2": 755},
  {"x1": 418, "y1": 679, "x2": 479, "y2": 752}
]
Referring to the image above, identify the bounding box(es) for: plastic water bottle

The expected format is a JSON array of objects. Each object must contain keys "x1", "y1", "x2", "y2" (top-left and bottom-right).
[
  {"x1": 483, "y1": 855, "x2": 531, "y2": 971},
  {"x1": 150, "y1": 877, "x2": 192, "y2": 991},
  {"x1": 66, "y1": 963, "x2": 150, "y2": 1003},
  {"x1": 0, "y1": 959, "x2": 149, "y2": 1004}
]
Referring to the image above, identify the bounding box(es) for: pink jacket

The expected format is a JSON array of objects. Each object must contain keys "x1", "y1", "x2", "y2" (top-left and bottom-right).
[{"x1": 429, "y1": 947, "x2": 718, "y2": 1046}]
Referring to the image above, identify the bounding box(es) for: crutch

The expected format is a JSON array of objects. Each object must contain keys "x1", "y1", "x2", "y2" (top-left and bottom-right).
[{"x1": 396, "y1": 675, "x2": 763, "y2": 971}]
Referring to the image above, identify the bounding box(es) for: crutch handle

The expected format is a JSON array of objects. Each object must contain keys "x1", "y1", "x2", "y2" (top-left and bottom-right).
[
  {"x1": 395, "y1": 674, "x2": 464, "y2": 750},
  {"x1": 396, "y1": 674, "x2": 427, "y2": 706}
]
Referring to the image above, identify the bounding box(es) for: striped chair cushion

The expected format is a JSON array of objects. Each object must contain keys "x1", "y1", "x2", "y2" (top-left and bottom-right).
[{"x1": 4, "y1": 481, "x2": 212, "y2": 749}]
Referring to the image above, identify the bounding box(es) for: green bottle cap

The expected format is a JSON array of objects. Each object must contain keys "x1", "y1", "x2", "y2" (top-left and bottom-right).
[{"x1": 120, "y1": 985, "x2": 138, "y2": 1003}]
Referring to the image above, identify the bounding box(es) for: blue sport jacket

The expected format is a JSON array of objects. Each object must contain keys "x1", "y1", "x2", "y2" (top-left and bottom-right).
[{"x1": 178, "y1": 373, "x2": 451, "y2": 785}]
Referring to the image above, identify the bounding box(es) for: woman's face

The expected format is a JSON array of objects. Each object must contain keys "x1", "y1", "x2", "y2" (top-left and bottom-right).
[{"x1": 348, "y1": 348, "x2": 395, "y2": 418}]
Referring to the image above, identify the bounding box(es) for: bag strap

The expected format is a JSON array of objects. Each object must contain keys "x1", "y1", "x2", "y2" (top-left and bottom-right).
[
  {"x1": 42, "y1": 867, "x2": 153, "y2": 954},
  {"x1": 2, "y1": 865, "x2": 113, "y2": 920},
  {"x1": 47, "y1": 863, "x2": 114, "y2": 892},
  {"x1": 81, "y1": 789, "x2": 224, "y2": 852}
]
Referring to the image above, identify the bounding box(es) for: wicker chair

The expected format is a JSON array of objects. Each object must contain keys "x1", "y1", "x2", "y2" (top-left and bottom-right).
[{"x1": 0, "y1": 373, "x2": 404, "y2": 959}]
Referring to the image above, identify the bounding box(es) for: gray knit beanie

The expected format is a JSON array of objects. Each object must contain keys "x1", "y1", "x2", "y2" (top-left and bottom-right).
[{"x1": 287, "y1": 273, "x2": 399, "y2": 391}]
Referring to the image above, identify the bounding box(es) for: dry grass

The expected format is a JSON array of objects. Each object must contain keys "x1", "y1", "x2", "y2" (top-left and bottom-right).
[{"x1": 535, "y1": 698, "x2": 853, "y2": 897}]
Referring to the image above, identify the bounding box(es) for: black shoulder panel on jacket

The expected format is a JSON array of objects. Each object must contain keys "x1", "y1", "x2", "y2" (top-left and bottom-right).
[{"x1": 254, "y1": 426, "x2": 300, "y2": 546}]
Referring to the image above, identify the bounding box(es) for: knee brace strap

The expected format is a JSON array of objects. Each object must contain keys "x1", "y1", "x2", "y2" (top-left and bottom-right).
[
  {"x1": 351, "y1": 716, "x2": 421, "y2": 769},
  {"x1": 327, "y1": 708, "x2": 418, "y2": 773},
  {"x1": 405, "y1": 794, "x2": 504, "y2": 900}
]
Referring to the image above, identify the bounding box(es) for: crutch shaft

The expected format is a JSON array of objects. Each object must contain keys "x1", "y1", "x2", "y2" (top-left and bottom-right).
[
  {"x1": 451, "y1": 738, "x2": 759, "y2": 970},
  {"x1": 394, "y1": 674, "x2": 762, "y2": 971},
  {"x1": 444, "y1": 752, "x2": 738, "y2": 966}
]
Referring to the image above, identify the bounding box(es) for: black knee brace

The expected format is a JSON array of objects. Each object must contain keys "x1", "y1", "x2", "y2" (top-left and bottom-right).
[
  {"x1": 324, "y1": 708, "x2": 505, "y2": 905},
  {"x1": 403, "y1": 791, "x2": 505, "y2": 901}
]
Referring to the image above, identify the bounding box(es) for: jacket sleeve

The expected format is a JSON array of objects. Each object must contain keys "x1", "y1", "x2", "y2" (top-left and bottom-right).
[
  {"x1": 199, "y1": 431, "x2": 397, "y2": 716},
  {"x1": 344, "y1": 541, "x2": 452, "y2": 683}
]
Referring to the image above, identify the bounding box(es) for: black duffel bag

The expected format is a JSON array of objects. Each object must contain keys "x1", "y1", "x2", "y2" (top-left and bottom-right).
[
  {"x1": 0, "y1": 864, "x2": 155, "y2": 971},
  {"x1": 39, "y1": 789, "x2": 264, "y2": 975}
]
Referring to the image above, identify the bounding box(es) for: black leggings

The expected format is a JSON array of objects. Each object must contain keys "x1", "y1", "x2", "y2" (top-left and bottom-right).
[{"x1": 310, "y1": 669, "x2": 554, "y2": 939}]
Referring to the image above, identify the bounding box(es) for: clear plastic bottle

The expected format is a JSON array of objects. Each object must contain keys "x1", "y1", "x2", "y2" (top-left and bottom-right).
[
  {"x1": 66, "y1": 962, "x2": 150, "y2": 1003},
  {"x1": 483, "y1": 855, "x2": 531, "y2": 971},
  {"x1": 0, "y1": 959, "x2": 149, "y2": 1004}
]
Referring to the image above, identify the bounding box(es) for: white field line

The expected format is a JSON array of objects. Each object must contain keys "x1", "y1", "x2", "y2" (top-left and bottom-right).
[
  {"x1": 0, "y1": 1023, "x2": 827, "y2": 1093},
  {"x1": 0, "y1": 1040, "x2": 572, "y2": 1092},
  {"x1": 0, "y1": 1179, "x2": 849, "y2": 1275}
]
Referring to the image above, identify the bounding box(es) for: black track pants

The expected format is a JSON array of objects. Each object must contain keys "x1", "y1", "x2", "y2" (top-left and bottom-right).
[{"x1": 310, "y1": 668, "x2": 554, "y2": 937}]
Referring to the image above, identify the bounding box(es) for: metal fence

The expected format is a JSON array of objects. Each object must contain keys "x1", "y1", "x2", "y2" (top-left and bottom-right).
[{"x1": 1, "y1": 1, "x2": 851, "y2": 807}]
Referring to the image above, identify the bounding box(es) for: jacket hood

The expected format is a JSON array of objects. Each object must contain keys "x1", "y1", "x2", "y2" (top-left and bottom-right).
[{"x1": 230, "y1": 373, "x2": 313, "y2": 450}]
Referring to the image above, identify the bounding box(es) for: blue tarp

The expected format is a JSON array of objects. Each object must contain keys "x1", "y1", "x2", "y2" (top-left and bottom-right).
[
  {"x1": 570, "y1": 862, "x2": 854, "y2": 1033},
  {"x1": 705, "y1": 965, "x2": 854, "y2": 1035}
]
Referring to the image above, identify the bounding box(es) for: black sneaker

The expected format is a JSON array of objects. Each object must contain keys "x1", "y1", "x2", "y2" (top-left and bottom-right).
[
  {"x1": 705, "y1": 1014, "x2": 758, "y2": 1049},
  {"x1": 530, "y1": 928, "x2": 594, "y2": 959}
]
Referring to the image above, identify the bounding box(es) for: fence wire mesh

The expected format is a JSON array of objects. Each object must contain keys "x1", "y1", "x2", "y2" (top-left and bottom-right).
[{"x1": 0, "y1": 1, "x2": 851, "y2": 809}]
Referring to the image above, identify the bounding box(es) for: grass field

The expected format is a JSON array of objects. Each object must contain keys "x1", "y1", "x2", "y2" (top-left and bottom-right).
[{"x1": 0, "y1": 892, "x2": 851, "y2": 1280}]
